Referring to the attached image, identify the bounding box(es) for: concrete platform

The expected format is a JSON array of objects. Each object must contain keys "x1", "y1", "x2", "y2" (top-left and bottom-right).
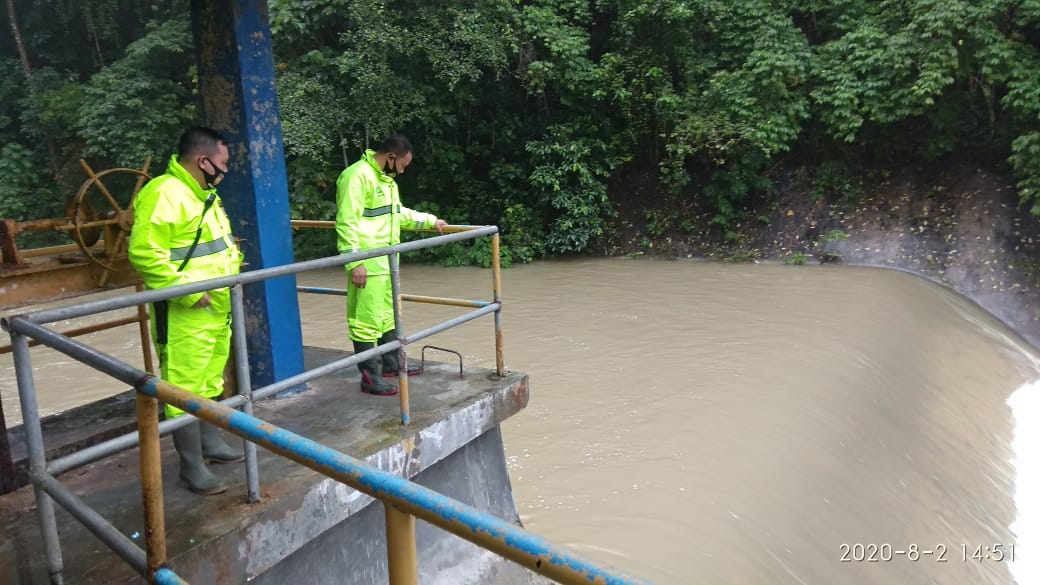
[
  {"x1": 1, "y1": 346, "x2": 542, "y2": 584},
  {"x1": 2, "y1": 389, "x2": 141, "y2": 492}
]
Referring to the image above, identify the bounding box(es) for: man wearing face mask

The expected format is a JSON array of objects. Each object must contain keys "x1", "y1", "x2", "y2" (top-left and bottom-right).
[
  {"x1": 336, "y1": 134, "x2": 447, "y2": 396},
  {"x1": 129, "y1": 126, "x2": 245, "y2": 495}
]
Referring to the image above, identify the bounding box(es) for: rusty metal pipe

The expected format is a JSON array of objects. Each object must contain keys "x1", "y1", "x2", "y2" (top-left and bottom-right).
[
  {"x1": 298, "y1": 289, "x2": 492, "y2": 310},
  {"x1": 52, "y1": 218, "x2": 115, "y2": 232},
  {"x1": 0, "y1": 315, "x2": 142, "y2": 355},
  {"x1": 412, "y1": 224, "x2": 485, "y2": 234},
  {"x1": 290, "y1": 221, "x2": 484, "y2": 235},
  {"x1": 19, "y1": 243, "x2": 88, "y2": 258},
  {"x1": 136, "y1": 391, "x2": 166, "y2": 575},
  {"x1": 288, "y1": 219, "x2": 336, "y2": 228},
  {"x1": 133, "y1": 157, "x2": 152, "y2": 196},
  {"x1": 389, "y1": 252, "x2": 411, "y2": 425},
  {"x1": 491, "y1": 234, "x2": 504, "y2": 376},
  {"x1": 296, "y1": 286, "x2": 347, "y2": 296},
  {"x1": 11, "y1": 218, "x2": 68, "y2": 232},
  {"x1": 400, "y1": 294, "x2": 490, "y2": 308},
  {"x1": 135, "y1": 283, "x2": 154, "y2": 374},
  {"x1": 385, "y1": 503, "x2": 418, "y2": 585}
]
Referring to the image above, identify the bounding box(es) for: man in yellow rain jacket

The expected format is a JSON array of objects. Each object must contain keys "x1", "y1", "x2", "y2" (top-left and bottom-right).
[
  {"x1": 129, "y1": 127, "x2": 245, "y2": 495},
  {"x1": 336, "y1": 134, "x2": 446, "y2": 395}
]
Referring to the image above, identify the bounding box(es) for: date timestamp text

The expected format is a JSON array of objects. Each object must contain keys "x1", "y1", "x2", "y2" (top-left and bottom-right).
[{"x1": 840, "y1": 543, "x2": 1015, "y2": 562}]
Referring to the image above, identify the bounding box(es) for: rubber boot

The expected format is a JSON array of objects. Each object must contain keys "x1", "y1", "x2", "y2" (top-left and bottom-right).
[
  {"x1": 172, "y1": 422, "x2": 226, "y2": 495},
  {"x1": 378, "y1": 331, "x2": 423, "y2": 378},
  {"x1": 200, "y1": 421, "x2": 245, "y2": 464},
  {"x1": 353, "y1": 341, "x2": 399, "y2": 396}
]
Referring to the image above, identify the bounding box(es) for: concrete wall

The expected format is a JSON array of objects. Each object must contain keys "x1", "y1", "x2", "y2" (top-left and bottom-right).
[{"x1": 249, "y1": 427, "x2": 550, "y2": 585}]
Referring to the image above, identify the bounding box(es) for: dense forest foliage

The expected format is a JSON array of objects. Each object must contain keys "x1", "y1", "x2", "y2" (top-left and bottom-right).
[{"x1": 3, "y1": 0, "x2": 1040, "y2": 264}]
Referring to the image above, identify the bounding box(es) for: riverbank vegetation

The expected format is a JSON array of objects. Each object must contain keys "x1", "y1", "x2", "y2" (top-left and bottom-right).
[{"x1": 3, "y1": 0, "x2": 1040, "y2": 265}]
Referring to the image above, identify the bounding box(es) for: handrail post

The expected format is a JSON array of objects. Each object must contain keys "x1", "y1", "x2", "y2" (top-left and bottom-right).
[
  {"x1": 384, "y1": 503, "x2": 418, "y2": 585},
  {"x1": 11, "y1": 331, "x2": 65, "y2": 584},
  {"x1": 136, "y1": 387, "x2": 167, "y2": 577},
  {"x1": 135, "y1": 282, "x2": 154, "y2": 374},
  {"x1": 491, "y1": 232, "x2": 504, "y2": 376},
  {"x1": 231, "y1": 284, "x2": 261, "y2": 503},
  {"x1": 389, "y1": 251, "x2": 410, "y2": 425},
  {"x1": 134, "y1": 287, "x2": 162, "y2": 576}
]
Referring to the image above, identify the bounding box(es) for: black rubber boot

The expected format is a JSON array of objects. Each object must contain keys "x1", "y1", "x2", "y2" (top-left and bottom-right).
[
  {"x1": 172, "y1": 422, "x2": 226, "y2": 495},
  {"x1": 378, "y1": 331, "x2": 423, "y2": 378},
  {"x1": 353, "y1": 341, "x2": 399, "y2": 396},
  {"x1": 200, "y1": 421, "x2": 245, "y2": 464}
]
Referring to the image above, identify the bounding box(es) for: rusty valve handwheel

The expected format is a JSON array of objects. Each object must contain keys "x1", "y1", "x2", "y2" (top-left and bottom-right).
[{"x1": 69, "y1": 158, "x2": 152, "y2": 271}]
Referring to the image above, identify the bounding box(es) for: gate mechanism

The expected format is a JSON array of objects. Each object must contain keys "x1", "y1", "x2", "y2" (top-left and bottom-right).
[
  {"x1": 70, "y1": 159, "x2": 153, "y2": 271},
  {"x1": 0, "y1": 158, "x2": 152, "y2": 309}
]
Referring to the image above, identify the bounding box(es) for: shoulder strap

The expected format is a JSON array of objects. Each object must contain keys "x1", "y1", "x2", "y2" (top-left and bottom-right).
[{"x1": 176, "y1": 193, "x2": 218, "y2": 273}]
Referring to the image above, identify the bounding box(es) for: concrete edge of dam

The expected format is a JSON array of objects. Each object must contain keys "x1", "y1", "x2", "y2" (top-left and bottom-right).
[{"x1": 2, "y1": 345, "x2": 549, "y2": 584}]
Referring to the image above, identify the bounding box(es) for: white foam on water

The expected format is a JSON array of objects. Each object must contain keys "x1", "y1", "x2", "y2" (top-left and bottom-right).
[{"x1": 1009, "y1": 380, "x2": 1040, "y2": 585}]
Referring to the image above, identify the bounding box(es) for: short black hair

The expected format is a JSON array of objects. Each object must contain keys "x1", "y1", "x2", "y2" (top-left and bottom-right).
[
  {"x1": 376, "y1": 134, "x2": 413, "y2": 157},
  {"x1": 178, "y1": 126, "x2": 227, "y2": 159}
]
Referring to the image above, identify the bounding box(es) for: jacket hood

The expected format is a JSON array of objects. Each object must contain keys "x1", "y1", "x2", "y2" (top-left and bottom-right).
[
  {"x1": 167, "y1": 155, "x2": 217, "y2": 201},
  {"x1": 361, "y1": 149, "x2": 397, "y2": 182}
]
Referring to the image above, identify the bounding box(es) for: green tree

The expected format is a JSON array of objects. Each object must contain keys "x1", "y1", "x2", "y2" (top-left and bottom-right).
[
  {"x1": 78, "y1": 13, "x2": 195, "y2": 168},
  {"x1": 7, "y1": 0, "x2": 1040, "y2": 261}
]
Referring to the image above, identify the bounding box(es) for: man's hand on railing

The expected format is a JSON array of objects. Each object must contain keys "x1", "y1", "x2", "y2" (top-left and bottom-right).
[{"x1": 434, "y1": 219, "x2": 447, "y2": 234}]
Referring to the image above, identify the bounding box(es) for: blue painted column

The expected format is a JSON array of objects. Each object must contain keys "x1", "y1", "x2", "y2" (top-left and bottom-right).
[{"x1": 191, "y1": 0, "x2": 304, "y2": 386}]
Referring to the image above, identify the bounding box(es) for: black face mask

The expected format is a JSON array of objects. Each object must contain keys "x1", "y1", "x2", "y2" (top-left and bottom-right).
[
  {"x1": 201, "y1": 157, "x2": 226, "y2": 188},
  {"x1": 382, "y1": 156, "x2": 399, "y2": 178}
]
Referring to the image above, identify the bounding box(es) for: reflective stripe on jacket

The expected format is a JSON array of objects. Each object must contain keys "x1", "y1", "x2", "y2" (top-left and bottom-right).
[
  {"x1": 129, "y1": 155, "x2": 242, "y2": 312},
  {"x1": 335, "y1": 149, "x2": 437, "y2": 275}
]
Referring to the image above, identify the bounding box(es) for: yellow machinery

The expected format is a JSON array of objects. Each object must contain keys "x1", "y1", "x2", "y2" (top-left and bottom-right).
[{"x1": 0, "y1": 159, "x2": 152, "y2": 309}]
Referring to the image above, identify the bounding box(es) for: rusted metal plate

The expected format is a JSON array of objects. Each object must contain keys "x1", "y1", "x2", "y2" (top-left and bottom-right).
[{"x1": 0, "y1": 257, "x2": 140, "y2": 311}]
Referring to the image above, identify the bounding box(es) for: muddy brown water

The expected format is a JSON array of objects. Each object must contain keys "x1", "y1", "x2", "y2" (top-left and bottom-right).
[{"x1": 2, "y1": 258, "x2": 1037, "y2": 584}]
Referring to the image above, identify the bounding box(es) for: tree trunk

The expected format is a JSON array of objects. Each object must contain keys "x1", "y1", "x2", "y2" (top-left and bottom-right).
[
  {"x1": 5, "y1": 0, "x2": 66, "y2": 191},
  {"x1": 84, "y1": 6, "x2": 105, "y2": 67},
  {"x1": 5, "y1": 0, "x2": 32, "y2": 78}
]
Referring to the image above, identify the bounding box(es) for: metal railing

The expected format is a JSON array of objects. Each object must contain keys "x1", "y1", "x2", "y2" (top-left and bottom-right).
[
  {"x1": 2, "y1": 225, "x2": 651, "y2": 585},
  {"x1": 0, "y1": 283, "x2": 154, "y2": 493},
  {"x1": 291, "y1": 222, "x2": 505, "y2": 417}
]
